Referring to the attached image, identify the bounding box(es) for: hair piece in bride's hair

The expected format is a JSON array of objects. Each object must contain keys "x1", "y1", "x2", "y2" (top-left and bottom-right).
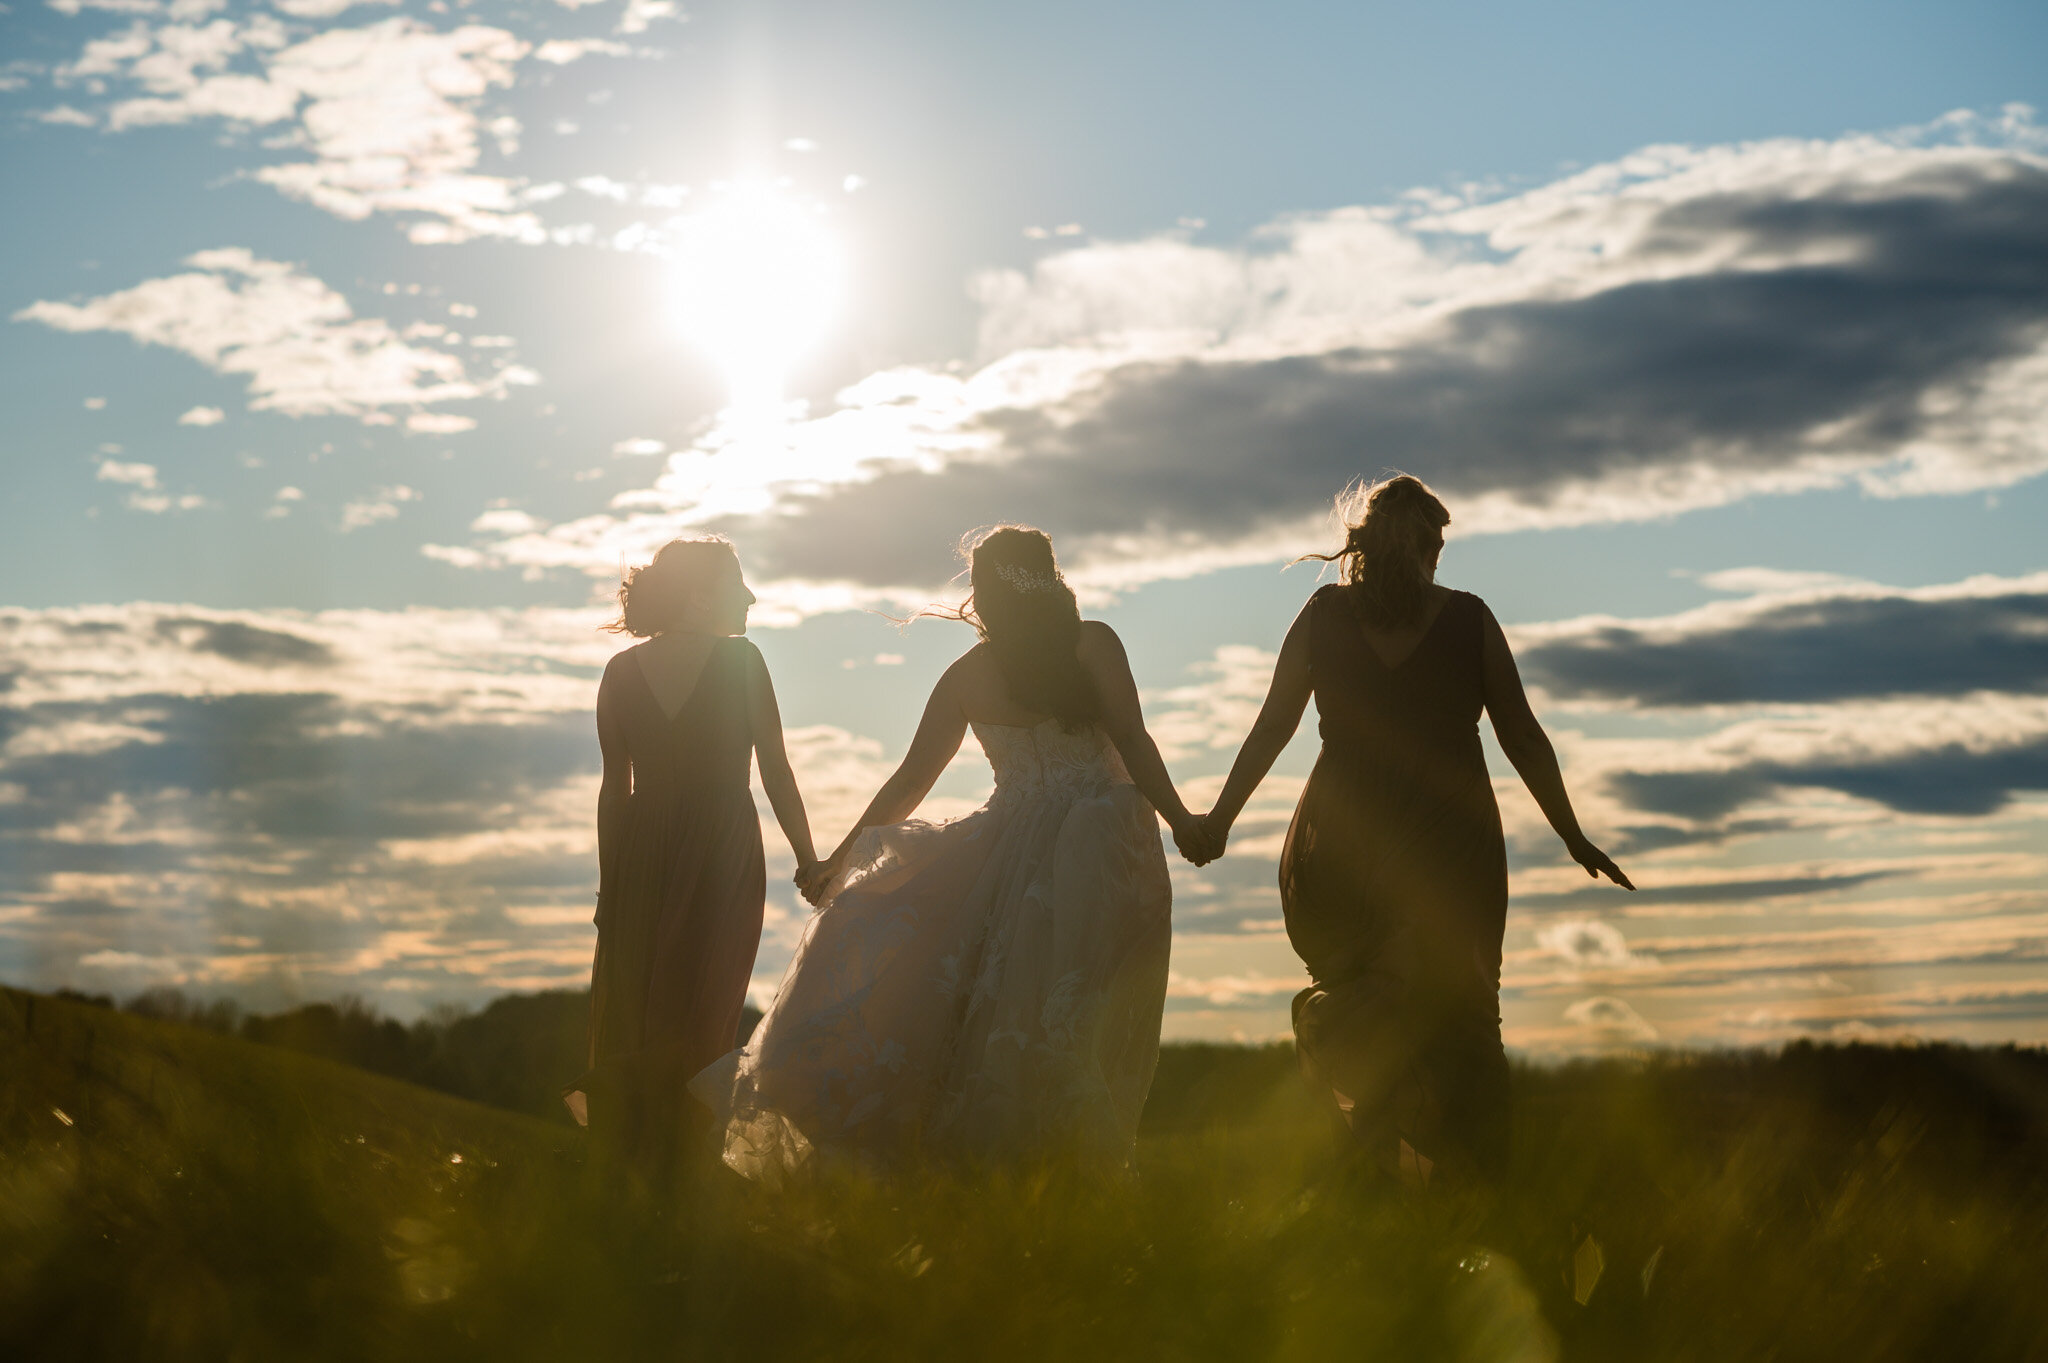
[
  {"x1": 925, "y1": 525, "x2": 1097, "y2": 729},
  {"x1": 1298, "y1": 473, "x2": 1450, "y2": 628},
  {"x1": 994, "y1": 562, "x2": 1060, "y2": 595},
  {"x1": 605, "y1": 536, "x2": 737, "y2": 637}
]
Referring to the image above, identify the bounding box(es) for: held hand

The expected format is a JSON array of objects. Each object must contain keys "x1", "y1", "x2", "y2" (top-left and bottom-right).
[
  {"x1": 1196, "y1": 812, "x2": 1230, "y2": 865},
  {"x1": 1173, "y1": 811, "x2": 1224, "y2": 867},
  {"x1": 1567, "y1": 834, "x2": 1634, "y2": 890},
  {"x1": 798, "y1": 850, "x2": 848, "y2": 908}
]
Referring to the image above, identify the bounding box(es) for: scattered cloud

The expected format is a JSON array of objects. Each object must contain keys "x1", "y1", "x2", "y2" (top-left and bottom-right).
[
  {"x1": 95, "y1": 459, "x2": 159, "y2": 489},
  {"x1": 54, "y1": 15, "x2": 541, "y2": 243},
  {"x1": 0, "y1": 603, "x2": 613, "y2": 1006},
  {"x1": 1562, "y1": 995, "x2": 1659, "y2": 1043},
  {"x1": 0, "y1": 602, "x2": 923, "y2": 1010},
  {"x1": 448, "y1": 114, "x2": 2048, "y2": 616},
  {"x1": 340, "y1": 483, "x2": 420, "y2": 530},
  {"x1": 1535, "y1": 919, "x2": 1651, "y2": 970},
  {"x1": 17, "y1": 249, "x2": 528, "y2": 423},
  {"x1": 269, "y1": 0, "x2": 399, "y2": 18},
  {"x1": 531, "y1": 38, "x2": 631, "y2": 65},
  {"x1": 177, "y1": 405, "x2": 225, "y2": 426},
  {"x1": 614, "y1": 0, "x2": 678, "y2": 35}
]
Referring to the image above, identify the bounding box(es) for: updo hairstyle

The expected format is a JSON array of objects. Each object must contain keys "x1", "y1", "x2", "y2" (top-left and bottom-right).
[
  {"x1": 952, "y1": 526, "x2": 1098, "y2": 729},
  {"x1": 1306, "y1": 475, "x2": 1451, "y2": 628},
  {"x1": 606, "y1": 537, "x2": 737, "y2": 637}
]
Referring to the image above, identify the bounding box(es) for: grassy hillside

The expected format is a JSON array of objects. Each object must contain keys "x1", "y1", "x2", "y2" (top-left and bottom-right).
[{"x1": 6, "y1": 985, "x2": 2048, "y2": 1361}]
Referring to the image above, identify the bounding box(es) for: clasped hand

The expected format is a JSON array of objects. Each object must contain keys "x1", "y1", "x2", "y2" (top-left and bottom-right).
[
  {"x1": 1172, "y1": 811, "x2": 1227, "y2": 867},
  {"x1": 792, "y1": 854, "x2": 840, "y2": 909}
]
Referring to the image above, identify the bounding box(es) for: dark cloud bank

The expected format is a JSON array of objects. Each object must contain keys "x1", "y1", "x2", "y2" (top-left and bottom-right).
[
  {"x1": 1520, "y1": 585, "x2": 2048, "y2": 706},
  {"x1": 1509, "y1": 578, "x2": 2048, "y2": 821},
  {"x1": 731, "y1": 159, "x2": 2048, "y2": 587}
]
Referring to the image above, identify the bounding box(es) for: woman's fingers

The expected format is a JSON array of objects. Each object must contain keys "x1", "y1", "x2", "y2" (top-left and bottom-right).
[{"x1": 1577, "y1": 842, "x2": 1635, "y2": 890}]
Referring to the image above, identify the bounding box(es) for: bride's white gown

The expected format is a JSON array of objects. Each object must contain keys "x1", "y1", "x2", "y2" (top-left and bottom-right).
[{"x1": 691, "y1": 718, "x2": 1173, "y2": 1176}]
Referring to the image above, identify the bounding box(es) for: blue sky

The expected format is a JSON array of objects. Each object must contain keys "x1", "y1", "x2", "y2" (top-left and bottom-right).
[{"x1": 3, "y1": 0, "x2": 2046, "y2": 1051}]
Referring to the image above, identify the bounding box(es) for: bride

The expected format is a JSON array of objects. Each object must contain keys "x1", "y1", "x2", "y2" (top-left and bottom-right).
[{"x1": 691, "y1": 526, "x2": 1199, "y2": 1175}]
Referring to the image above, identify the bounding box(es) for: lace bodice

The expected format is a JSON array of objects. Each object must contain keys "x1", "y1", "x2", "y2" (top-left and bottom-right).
[{"x1": 974, "y1": 719, "x2": 1133, "y2": 806}]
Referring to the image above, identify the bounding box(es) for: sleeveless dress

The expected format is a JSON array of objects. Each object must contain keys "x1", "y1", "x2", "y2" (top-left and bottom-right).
[
  {"x1": 1281, "y1": 584, "x2": 1511, "y2": 1180},
  {"x1": 567, "y1": 637, "x2": 767, "y2": 1167},
  {"x1": 691, "y1": 719, "x2": 1173, "y2": 1177}
]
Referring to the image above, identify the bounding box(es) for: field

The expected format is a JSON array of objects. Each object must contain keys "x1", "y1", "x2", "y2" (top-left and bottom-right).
[{"x1": 5, "y1": 985, "x2": 2047, "y2": 1362}]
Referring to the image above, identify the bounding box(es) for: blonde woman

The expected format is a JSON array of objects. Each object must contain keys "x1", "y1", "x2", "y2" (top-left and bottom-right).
[
  {"x1": 1193, "y1": 476, "x2": 1632, "y2": 1185},
  {"x1": 567, "y1": 538, "x2": 820, "y2": 1171}
]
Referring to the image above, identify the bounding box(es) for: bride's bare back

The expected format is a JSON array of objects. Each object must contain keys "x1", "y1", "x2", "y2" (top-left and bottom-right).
[{"x1": 809, "y1": 619, "x2": 1197, "y2": 892}]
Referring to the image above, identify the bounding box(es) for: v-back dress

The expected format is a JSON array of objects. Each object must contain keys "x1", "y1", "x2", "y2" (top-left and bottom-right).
[
  {"x1": 691, "y1": 718, "x2": 1173, "y2": 1177},
  {"x1": 1281, "y1": 584, "x2": 1511, "y2": 1179},
  {"x1": 567, "y1": 637, "x2": 767, "y2": 1165}
]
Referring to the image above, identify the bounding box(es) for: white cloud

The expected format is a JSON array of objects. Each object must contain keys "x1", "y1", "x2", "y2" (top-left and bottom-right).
[
  {"x1": 33, "y1": 105, "x2": 99, "y2": 126},
  {"x1": 470, "y1": 508, "x2": 542, "y2": 535},
  {"x1": 340, "y1": 483, "x2": 419, "y2": 530},
  {"x1": 1562, "y1": 995, "x2": 1660, "y2": 1042},
  {"x1": 270, "y1": 0, "x2": 398, "y2": 17},
  {"x1": 1536, "y1": 919, "x2": 1651, "y2": 970},
  {"x1": 445, "y1": 113, "x2": 2048, "y2": 615},
  {"x1": 57, "y1": 16, "x2": 542, "y2": 244},
  {"x1": 177, "y1": 405, "x2": 225, "y2": 426},
  {"x1": 96, "y1": 459, "x2": 159, "y2": 488},
  {"x1": 615, "y1": 0, "x2": 678, "y2": 35},
  {"x1": 533, "y1": 38, "x2": 630, "y2": 64},
  {"x1": 16, "y1": 249, "x2": 525, "y2": 423},
  {"x1": 47, "y1": 0, "x2": 168, "y2": 14},
  {"x1": 406, "y1": 411, "x2": 476, "y2": 434}
]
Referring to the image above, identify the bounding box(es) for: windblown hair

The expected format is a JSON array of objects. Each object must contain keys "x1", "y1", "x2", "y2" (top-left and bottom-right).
[
  {"x1": 933, "y1": 526, "x2": 1097, "y2": 729},
  {"x1": 605, "y1": 537, "x2": 737, "y2": 637},
  {"x1": 1302, "y1": 475, "x2": 1451, "y2": 628}
]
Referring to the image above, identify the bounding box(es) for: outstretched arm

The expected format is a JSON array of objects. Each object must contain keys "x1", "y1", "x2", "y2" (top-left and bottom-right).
[
  {"x1": 807, "y1": 663, "x2": 971, "y2": 899},
  {"x1": 744, "y1": 643, "x2": 819, "y2": 876},
  {"x1": 1079, "y1": 621, "x2": 1197, "y2": 841},
  {"x1": 1480, "y1": 605, "x2": 1633, "y2": 889},
  {"x1": 594, "y1": 659, "x2": 631, "y2": 921},
  {"x1": 1196, "y1": 600, "x2": 1314, "y2": 861}
]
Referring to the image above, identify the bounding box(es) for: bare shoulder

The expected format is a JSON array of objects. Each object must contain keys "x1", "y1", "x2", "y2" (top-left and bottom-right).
[
  {"x1": 936, "y1": 642, "x2": 989, "y2": 697},
  {"x1": 1075, "y1": 618, "x2": 1125, "y2": 660}
]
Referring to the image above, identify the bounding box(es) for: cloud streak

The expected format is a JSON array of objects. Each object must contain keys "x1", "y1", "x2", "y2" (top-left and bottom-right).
[
  {"x1": 448, "y1": 114, "x2": 2048, "y2": 613},
  {"x1": 16, "y1": 249, "x2": 534, "y2": 423},
  {"x1": 1520, "y1": 573, "x2": 2048, "y2": 707}
]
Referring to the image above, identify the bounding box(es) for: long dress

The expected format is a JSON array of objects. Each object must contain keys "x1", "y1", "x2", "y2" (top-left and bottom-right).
[
  {"x1": 691, "y1": 718, "x2": 1173, "y2": 1177},
  {"x1": 566, "y1": 637, "x2": 767, "y2": 1168},
  {"x1": 1280, "y1": 584, "x2": 1511, "y2": 1180}
]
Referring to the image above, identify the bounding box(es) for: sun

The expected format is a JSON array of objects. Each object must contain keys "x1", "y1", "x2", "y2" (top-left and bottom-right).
[{"x1": 666, "y1": 184, "x2": 843, "y2": 413}]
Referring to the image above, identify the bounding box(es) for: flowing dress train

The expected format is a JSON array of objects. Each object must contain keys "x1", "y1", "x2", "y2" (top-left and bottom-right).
[{"x1": 692, "y1": 719, "x2": 1172, "y2": 1177}]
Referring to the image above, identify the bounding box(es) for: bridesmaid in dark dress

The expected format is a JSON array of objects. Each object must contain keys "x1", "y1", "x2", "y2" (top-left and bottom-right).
[
  {"x1": 566, "y1": 537, "x2": 821, "y2": 1171},
  {"x1": 1188, "y1": 476, "x2": 1632, "y2": 1185}
]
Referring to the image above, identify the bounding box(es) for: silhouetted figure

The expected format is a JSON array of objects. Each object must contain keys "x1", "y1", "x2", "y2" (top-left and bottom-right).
[
  {"x1": 566, "y1": 538, "x2": 819, "y2": 1175},
  {"x1": 1188, "y1": 477, "x2": 1631, "y2": 1186},
  {"x1": 693, "y1": 527, "x2": 1196, "y2": 1176}
]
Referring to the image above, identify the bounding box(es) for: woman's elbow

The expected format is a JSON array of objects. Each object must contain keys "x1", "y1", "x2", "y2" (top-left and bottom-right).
[
  {"x1": 1495, "y1": 720, "x2": 1550, "y2": 761},
  {"x1": 1247, "y1": 717, "x2": 1296, "y2": 756}
]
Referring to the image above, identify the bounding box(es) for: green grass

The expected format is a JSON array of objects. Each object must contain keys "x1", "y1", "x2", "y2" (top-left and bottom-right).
[{"x1": 5, "y1": 985, "x2": 2048, "y2": 1361}]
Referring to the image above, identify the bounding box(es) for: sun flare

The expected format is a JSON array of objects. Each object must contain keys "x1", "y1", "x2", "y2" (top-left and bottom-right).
[{"x1": 666, "y1": 185, "x2": 843, "y2": 413}]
